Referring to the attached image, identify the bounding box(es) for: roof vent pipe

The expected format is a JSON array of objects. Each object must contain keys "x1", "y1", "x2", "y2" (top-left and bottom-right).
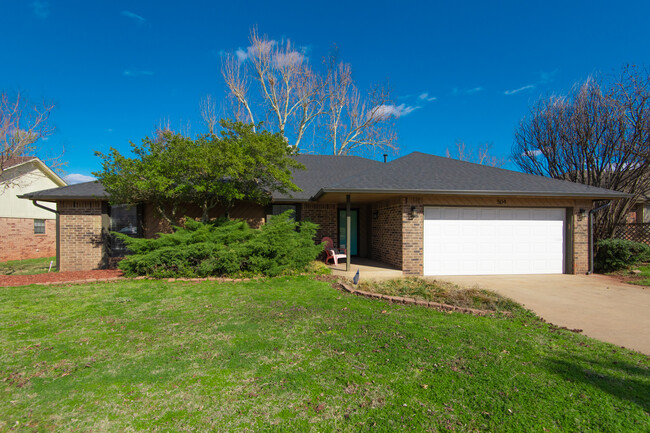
[
  {"x1": 383, "y1": 154, "x2": 387, "y2": 163},
  {"x1": 587, "y1": 201, "x2": 611, "y2": 275}
]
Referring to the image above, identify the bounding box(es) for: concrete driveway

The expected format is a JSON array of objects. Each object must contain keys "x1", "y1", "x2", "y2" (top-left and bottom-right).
[{"x1": 437, "y1": 274, "x2": 650, "y2": 355}]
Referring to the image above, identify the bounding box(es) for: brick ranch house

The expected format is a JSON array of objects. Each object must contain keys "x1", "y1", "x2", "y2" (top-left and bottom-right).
[
  {"x1": 20, "y1": 152, "x2": 626, "y2": 275},
  {"x1": 0, "y1": 157, "x2": 66, "y2": 262}
]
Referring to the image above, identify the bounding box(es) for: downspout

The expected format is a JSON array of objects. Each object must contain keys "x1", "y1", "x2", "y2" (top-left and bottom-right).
[
  {"x1": 346, "y1": 194, "x2": 351, "y2": 272},
  {"x1": 587, "y1": 201, "x2": 612, "y2": 275},
  {"x1": 31, "y1": 200, "x2": 60, "y2": 272}
]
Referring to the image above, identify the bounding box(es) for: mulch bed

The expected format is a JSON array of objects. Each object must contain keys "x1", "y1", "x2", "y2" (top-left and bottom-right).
[{"x1": 0, "y1": 270, "x2": 123, "y2": 287}]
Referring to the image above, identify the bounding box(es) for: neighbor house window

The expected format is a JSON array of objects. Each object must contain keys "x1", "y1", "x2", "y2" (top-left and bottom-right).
[
  {"x1": 34, "y1": 219, "x2": 46, "y2": 234},
  {"x1": 109, "y1": 204, "x2": 142, "y2": 257}
]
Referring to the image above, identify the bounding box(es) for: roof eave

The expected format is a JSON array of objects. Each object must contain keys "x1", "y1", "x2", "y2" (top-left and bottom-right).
[
  {"x1": 18, "y1": 194, "x2": 108, "y2": 202},
  {"x1": 311, "y1": 188, "x2": 630, "y2": 201}
]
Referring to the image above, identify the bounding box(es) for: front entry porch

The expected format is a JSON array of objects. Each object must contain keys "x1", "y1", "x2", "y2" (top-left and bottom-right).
[{"x1": 329, "y1": 257, "x2": 403, "y2": 281}]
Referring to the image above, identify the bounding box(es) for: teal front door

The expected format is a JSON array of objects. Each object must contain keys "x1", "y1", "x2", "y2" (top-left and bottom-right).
[{"x1": 338, "y1": 209, "x2": 359, "y2": 256}]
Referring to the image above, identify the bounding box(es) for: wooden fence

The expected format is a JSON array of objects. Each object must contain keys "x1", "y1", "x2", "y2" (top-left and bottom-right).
[{"x1": 614, "y1": 223, "x2": 650, "y2": 245}]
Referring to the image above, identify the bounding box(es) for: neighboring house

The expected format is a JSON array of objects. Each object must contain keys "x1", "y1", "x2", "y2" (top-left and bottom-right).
[
  {"x1": 20, "y1": 152, "x2": 626, "y2": 275},
  {"x1": 625, "y1": 193, "x2": 650, "y2": 223},
  {"x1": 0, "y1": 157, "x2": 66, "y2": 262}
]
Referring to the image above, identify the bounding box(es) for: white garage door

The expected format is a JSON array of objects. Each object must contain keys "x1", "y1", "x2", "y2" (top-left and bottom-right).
[{"x1": 423, "y1": 207, "x2": 565, "y2": 276}]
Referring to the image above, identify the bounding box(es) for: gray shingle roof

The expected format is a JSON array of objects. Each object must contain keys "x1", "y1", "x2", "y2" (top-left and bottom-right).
[
  {"x1": 312, "y1": 152, "x2": 628, "y2": 199},
  {"x1": 273, "y1": 154, "x2": 384, "y2": 201},
  {"x1": 19, "y1": 181, "x2": 107, "y2": 200},
  {"x1": 20, "y1": 152, "x2": 628, "y2": 201}
]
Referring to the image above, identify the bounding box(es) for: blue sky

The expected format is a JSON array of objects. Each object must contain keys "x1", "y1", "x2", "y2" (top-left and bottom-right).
[{"x1": 3, "y1": 0, "x2": 649, "y2": 183}]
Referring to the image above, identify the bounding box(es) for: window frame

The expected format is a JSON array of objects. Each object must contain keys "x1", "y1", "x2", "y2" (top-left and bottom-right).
[{"x1": 34, "y1": 219, "x2": 46, "y2": 235}]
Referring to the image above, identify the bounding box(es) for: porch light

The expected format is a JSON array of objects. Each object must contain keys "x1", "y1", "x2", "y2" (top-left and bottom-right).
[
  {"x1": 373, "y1": 210, "x2": 379, "y2": 219},
  {"x1": 410, "y1": 206, "x2": 417, "y2": 219},
  {"x1": 579, "y1": 208, "x2": 587, "y2": 217}
]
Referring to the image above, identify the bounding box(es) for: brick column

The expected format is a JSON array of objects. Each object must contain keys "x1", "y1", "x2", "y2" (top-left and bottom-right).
[
  {"x1": 58, "y1": 200, "x2": 107, "y2": 272},
  {"x1": 402, "y1": 197, "x2": 424, "y2": 275},
  {"x1": 572, "y1": 203, "x2": 590, "y2": 274}
]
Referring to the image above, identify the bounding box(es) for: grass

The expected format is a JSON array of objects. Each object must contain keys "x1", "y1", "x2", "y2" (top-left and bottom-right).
[
  {"x1": 0, "y1": 277, "x2": 648, "y2": 432},
  {"x1": 610, "y1": 264, "x2": 650, "y2": 286},
  {"x1": 0, "y1": 256, "x2": 56, "y2": 275},
  {"x1": 628, "y1": 264, "x2": 650, "y2": 286},
  {"x1": 357, "y1": 278, "x2": 521, "y2": 312}
]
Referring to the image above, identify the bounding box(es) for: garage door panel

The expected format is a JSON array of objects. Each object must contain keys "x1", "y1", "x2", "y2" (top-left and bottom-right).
[{"x1": 424, "y1": 207, "x2": 565, "y2": 276}]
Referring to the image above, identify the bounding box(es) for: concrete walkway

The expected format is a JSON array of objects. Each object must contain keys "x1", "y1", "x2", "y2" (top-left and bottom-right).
[
  {"x1": 330, "y1": 258, "x2": 403, "y2": 280},
  {"x1": 435, "y1": 274, "x2": 650, "y2": 355}
]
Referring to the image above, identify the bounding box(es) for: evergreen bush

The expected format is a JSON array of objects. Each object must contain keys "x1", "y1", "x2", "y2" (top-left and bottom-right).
[
  {"x1": 116, "y1": 211, "x2": 323, "y2": 278},
  {"x1": 594, "y1": 238, "x2": 650, "y2": 272}
]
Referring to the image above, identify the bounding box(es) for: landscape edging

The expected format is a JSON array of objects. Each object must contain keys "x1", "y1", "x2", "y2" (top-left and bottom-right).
[{"x1": 338, "y1": 282, "x2": 511, "y2": 317}]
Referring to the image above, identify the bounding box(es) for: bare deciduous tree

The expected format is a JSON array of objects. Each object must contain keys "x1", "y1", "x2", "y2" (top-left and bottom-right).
[
  {"x1": 200, "y1": 94, "x2": 219, "y2": 135},
  {"x1": 0, "y1": 91, "x2": 55, "y2": 181},
  {"x1": 512, "y1": 66, "x2": 650, "y2": 241},
  {"x1": 222, "y1": 29, "x2": 398, "y2": 155},
  {"x1": 324, "y1": 62, "x2": 397, "y2": 155},
  {"x1": 445, "y1": 140, "x2": 507, "y2": 167}
]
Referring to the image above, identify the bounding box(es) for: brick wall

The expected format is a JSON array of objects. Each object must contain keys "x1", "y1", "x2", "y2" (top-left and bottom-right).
[
  {"x1": 143, "y1": 202, "x2": 266, "y2": 238},
  {"x1": 58, "y1": 200, "x2": 106, "y2": 272},
  {"x1": 0, "y1": 217, "x2": 56, "y2": 262},
  {"x1": 302, "y1": 203, "x2": 337, "y2": 244},
  {"x1": 370, "y1": 199, "x2": 403, "y2": 269}
]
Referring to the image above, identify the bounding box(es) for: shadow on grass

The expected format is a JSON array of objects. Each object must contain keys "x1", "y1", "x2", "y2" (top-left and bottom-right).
[{"x1": 542, "y1": 354, "x2": 650, "y2": 412}]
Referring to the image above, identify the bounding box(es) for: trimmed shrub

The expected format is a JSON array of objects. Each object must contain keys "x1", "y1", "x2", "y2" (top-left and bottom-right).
[
  {"x1": 116, "y1": 211, "x2": 323, "y2": 278},
  {"x1": 594, "y1": 238, "x2": 650, "y2": 273}
]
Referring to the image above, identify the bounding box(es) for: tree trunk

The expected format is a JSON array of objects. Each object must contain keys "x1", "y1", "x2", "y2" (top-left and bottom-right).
[{"x1": 201, "y1": 202, "x2": 210, "y2": 224}]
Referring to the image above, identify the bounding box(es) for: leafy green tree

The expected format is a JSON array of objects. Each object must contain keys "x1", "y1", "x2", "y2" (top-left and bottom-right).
[{"x1": 94, "y1": 121, "x2": 303, "y2": 224}]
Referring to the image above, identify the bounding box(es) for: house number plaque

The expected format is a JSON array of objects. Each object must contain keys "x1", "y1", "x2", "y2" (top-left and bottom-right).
[{"x1": 496, "y1": 199, "x2": 507, "y2": 205}]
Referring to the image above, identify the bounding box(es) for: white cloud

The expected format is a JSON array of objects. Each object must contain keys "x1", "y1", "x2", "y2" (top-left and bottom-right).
[
  {"x1": 521, "y1": 149, "x2": 543, "y2": 158},
  {"x1": 418, "y1": 92, "x2": 437, "y2": 102},
  {"x1": 540, "y1": 69, "x2": 559, "y2": 84},
  {"x1": 504, "y1": 84, "x2": 535, "y2": 95},
  {"x1": 465, "y1": 87, "x2": 483, "y2": 95},
  {"x1": 372, "y1": 104, "x2": 420, "y2": 120},
  {"x1": 235, "y1": 40, "x2": 278, "y2": 63},
  {"x1": 121, "y1": 10, "x2": 146, "y2": 22},
  {"x1": 274, "y1": 51, "x2": 304, "y2": 67},
  {"x1": 123, "y1": 69, "x2": 154, "y2": 77},
  {"x1": 64, "y1": 173, "x2": 96, "y2": 184},
  {"x1": 31, "y1": 1, "x2": 49, "y2": 19},
  {"x1": 235, "y1": 48, "x2": 248, "y2": 62}
]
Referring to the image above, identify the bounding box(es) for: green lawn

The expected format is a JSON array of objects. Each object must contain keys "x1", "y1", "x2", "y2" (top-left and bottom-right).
[
  {"x1": 1, "y1": 277, "x2": 648, "y2": 432},
  {"x1": 0, "y1": 256, "x2": 56, "y2": 275},
  {"x1": 625, "y1": 265, "x2": 650, "y2": 286}
]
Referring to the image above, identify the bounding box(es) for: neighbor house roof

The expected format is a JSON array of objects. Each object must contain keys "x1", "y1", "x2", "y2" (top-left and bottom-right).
[
  {"x1": 20, "y1": 152, "x2": 629, "y2": 202},
  {"x1": 2, "y1": 156, "x2": 67, "y2": 187},
  {"x1": 3, "y1": 156, "x2": 38, "y2": 169}
]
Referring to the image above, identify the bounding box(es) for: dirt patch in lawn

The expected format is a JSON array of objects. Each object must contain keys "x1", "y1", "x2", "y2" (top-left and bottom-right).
[
  {"x1": 0, "y1": 270, "x2": 123, "y2": 287},
  {"x1": 354, "y1": 277, "x2": 522, "y2": 313},
  {"x1": 604, "y1": 265, "x2": 650, "y2": 286}
]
